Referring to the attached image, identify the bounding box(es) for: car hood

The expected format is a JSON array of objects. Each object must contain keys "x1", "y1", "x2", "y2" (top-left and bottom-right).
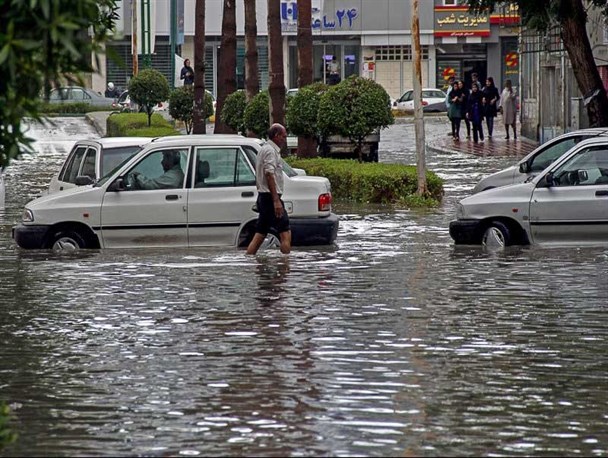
[
  {"x1": 471, "y1": 165, "x2": 518, "y2": 194},
  {"x1": 26, "y1": 185, "x2": 99, "y2": 210},
  {"x1": 462, "y1": 181, "x2": 534, "y2": 206}
]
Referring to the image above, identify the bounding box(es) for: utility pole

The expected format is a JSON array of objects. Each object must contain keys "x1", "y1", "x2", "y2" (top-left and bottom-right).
[
  {"x1": 170, "y1": 0, "x2": 176, "y2": 88},
  {"x1": 132, "y1": 0, "x2": 138, "y2": 76},
  {"x1": 411, "y1": 0, "x2": 427, "y2": 195}
]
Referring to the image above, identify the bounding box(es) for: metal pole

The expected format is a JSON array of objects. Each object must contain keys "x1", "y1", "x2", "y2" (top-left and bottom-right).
[
  {"x1": 132, "y1": 0, "x2": 138, "y2": 76},
  {"x1": 170, "y1": 0, "x2": 177, "y2": 87},
  {"x1": 411, "y1": 0, "x2": 427, "y2": 195}
]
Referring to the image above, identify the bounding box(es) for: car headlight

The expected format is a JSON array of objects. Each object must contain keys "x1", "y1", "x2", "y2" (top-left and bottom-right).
[
  {"x1": 22, "y1": 209, "x2": 34, "y2": 222},
  {"x1": 455, "y1": 203, "x2": 465, "y2": 219}
]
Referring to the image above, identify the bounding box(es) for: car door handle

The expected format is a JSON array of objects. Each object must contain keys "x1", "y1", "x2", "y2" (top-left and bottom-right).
[
  {"x1": 241, "y1": 191, "x2": 254, "y2": 197},
  {"x1": 165, "y1": 194, "x2": 179, "y2": 201},
  {"x1": 595, "y1": 190, "x2": 608, "y2": 197}
]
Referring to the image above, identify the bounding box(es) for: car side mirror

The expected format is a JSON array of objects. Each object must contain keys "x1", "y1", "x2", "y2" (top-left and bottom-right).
[
  {"x1": 107, "y1": 177, "x2": 126, "y2": 192},
  {"x1": 578, "y1": 169, "x2": 589, "y2": 183},
  {"x1": 544, "y1": 172, "x2": 555, "y2": 187},
  {"x1": 519, "y1": 162, "x2": 530, "y2": 174},
  {"x1": 75, "y1": 175, "x2": 95, "y2": 186}
]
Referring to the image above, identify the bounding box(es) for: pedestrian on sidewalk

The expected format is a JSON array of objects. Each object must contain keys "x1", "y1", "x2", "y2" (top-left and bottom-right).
[
  {"x1": 465, "y1": 84, "x2": 485, "y2": 144},
  {"x1": 180, "y1": 58, "x2": 195, "y2": 86},
  {"x1": 500, "y1": 79, "x2": 518, "y2": 140},
  {"x1": 481, "y1": 77, "x2": 500, "y2": 138},
  {"x1": 459, "y1": 80, "x2": 471, "y2": 139},
  {"x1": 447, "y1": 80, "x2": 464, "y2": 141}
]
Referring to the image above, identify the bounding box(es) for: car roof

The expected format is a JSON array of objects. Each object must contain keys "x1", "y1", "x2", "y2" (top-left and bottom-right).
[
  {"x1": 75, "y1": 137, "x2": 154, "y2": 148},
  {"x1": 149, "y1": 134, "x2": 264, "y2": 147}
]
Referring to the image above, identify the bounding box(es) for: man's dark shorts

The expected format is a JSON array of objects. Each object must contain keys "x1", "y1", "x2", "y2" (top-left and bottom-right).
[{"x1": 255, "y1": 192, "x2": 290, "y2": 234}]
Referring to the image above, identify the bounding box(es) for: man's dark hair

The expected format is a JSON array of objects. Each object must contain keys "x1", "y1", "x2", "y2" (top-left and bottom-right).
[{"x1": 163, "y1": 151, "x2": 181, "y2": 166}]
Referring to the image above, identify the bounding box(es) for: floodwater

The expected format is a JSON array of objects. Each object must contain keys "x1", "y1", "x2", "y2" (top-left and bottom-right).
[{"x1": 0, "y1": 117, "x2": 607, "y2": 457}]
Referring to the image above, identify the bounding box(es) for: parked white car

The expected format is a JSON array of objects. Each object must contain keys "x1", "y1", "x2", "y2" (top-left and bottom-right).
[
  {"x1": 393, "y1": 88, "x2": 447, "y2": 112},
  {"x1": 48, "y1": 138, "x2": 153, "y2": 194},
  {"x1": 13, "y1": 135, "x2": 338, "y2": 250},
  {"x1": 472, "y1": 128, "x2": 608, "y2": 194},
  {"x1": 450, "y1": 137, "x2": 608, "y2": 247}
]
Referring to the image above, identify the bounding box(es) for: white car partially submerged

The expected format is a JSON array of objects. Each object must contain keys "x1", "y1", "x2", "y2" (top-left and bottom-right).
[
  {"x1": 472, "y1": 128, "x2": 608, "y2": 194},
  {"x1": 48, "y1": 137, "x2": 153, "y2": 194},
  {"x1": 13, "y1": 135, "x2": 338, "y2": 250},
  {"x1": 450, "y1": 137, "x2": 608, "y2": 247}
]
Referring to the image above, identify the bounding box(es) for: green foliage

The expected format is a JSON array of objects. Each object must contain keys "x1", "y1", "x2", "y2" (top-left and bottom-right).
[
  {"x1": 128, "y1": 69, "x2": 171, "y2": 127},
  {"x1": 169, "y1": 87, "x2": 194, "y2": 134},
  {"x1": 40, "y1": 102, "x2": 115, "y2": 114},
  {"x1": 243, "y1": 91, "x2": 270, "y2": 138},
  {"x1": 464, "y1": 0, "x2": 608, "y2": 31},
  {"x1": 106, "y1": 113, "x2": 178, "y2": 137},
  {"x1": 0, "y1": 0, "x2": 118, "y2": 168},
  {"x1": 221, "y1": 90, "x2": 247, "y2": 133},
  {"x1": 317, "y1": 76, "x2": 394, "y2": 147},
  {"x1": 285, "y1": 82, "x2": 327, "y2": 138},
  {"x1": 285, "y1": 157, "x2": 443, "y2": 207},
  {"x1": 0, "y1": 402, "x2": 17, "y2": 450}
]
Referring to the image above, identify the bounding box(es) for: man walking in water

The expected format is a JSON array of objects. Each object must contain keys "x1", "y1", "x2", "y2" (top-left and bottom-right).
[{"x1": 247, "y1": 123, "x2": 292, "y2": 255}]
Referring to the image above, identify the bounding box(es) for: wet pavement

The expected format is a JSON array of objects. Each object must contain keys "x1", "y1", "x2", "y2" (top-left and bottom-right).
[{"x1": 1, "y1": 116, "x2": 607, "y2": 457}]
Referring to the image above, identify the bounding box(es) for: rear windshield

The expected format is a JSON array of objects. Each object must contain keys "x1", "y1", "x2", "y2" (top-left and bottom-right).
[{"x1": 242, "y1": 145, "x2": 298, "y2": 178}]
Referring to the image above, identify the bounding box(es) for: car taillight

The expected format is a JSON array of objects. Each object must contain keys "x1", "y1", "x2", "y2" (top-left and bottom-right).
[
  {"x1": 318, "y1": 193, "x2": 332, "y2": 211},
  {"x1": 422, "y1": 100, "x2": 428, "y2": 106}
]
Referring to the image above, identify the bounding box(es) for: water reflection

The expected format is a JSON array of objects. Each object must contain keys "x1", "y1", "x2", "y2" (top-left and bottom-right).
[{"x1": 1, "y1": 118, "x2": 608, "y2": 456}]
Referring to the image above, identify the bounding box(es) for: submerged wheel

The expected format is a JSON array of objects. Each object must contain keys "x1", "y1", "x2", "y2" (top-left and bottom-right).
[
  {"x1": 482, "y1": 221, "x2": 512, "y2": 248},
  {"x1": 49, "y1": 230, "x2": 87, "y2": 251}
]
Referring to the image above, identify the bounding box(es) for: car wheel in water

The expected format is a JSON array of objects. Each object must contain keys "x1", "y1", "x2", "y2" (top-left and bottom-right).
[
  {"x1": 49, "y1": 230, "x2": 87, "y2": 251},
  {"x1": 482, "y1": 221, "x2": 511, "y2": 248}
]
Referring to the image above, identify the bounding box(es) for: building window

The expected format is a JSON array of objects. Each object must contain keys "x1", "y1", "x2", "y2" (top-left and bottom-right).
[
  {"x1": 443, "y1": 0, "x2": 458, "y2": 5},
  {"x1": 375, "y1": 46, "x2": 428, "y2": 61}
]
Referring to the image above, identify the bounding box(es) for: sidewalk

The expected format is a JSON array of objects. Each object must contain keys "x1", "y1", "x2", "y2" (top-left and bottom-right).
[{"x1": 426, "y1": 120, "x2": 539, "y2": 159}]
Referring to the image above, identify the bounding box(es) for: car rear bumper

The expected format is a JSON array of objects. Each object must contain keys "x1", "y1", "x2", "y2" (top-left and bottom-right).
[
  {"x1": 449, "y1": 219, "x2": 483, "y2": 245},
  {"x1": 12, "y1": 224, "x2": 50, "y2": 249},
  {"x1": 290, "y1": 213, "x2": 339, "y2": 246}
]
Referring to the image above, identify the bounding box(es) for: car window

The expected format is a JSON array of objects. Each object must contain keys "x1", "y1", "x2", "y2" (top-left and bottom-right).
[
  {"x1": 551, "y1": 146, "x2": 608, "y2": 186},
  {"x1": 193, "y1": 147, "x2": 253, "y2": 187},
  {"x1": 49, "y1": 88, "x2": 69, "y2": 102},
  {"x1": 101, "y1": 145, "x2": 144, "y2": 176},
  {"x1": 59, "y1": 146, "x2": 88, "y2": 183},
  {"x1": 422, "y1": 90, "x2": 445, "y2": 98},
  {"x1": 80, "y1": 148, "x2": 97, "y2": 179},
  {"x1": 242, "y1": 145, "x2": 298, "y2": 178},
  {"x1": 400, "y1": 91, "x2": 413, "y2": 102},
  {"x1": 70, "y1": 88, "x2": 85, "y2": 101},
  {"x1": 530, "y1": 137, "x2": 581, "y2": 172},
  {"x1": 126, "y1": 148, "x2": 188, "y2": 190}
]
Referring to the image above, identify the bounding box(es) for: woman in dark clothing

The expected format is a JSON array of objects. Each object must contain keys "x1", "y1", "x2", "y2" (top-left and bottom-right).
[
  {"x1": 447, "y1": 80, "x2": 464, "y2": 140},
  {"x1": 459, "y1": 80, "x2": 471, "y2": 139},
  {"x1": 465, "y1": 84, "x2": 485, "y2": 143},
  {"x1": 180, "y1": 58, "x2": 194, "y2": 86},
  {"x1": 481, "y1": 76, "x2": 500, "y2": 138}
]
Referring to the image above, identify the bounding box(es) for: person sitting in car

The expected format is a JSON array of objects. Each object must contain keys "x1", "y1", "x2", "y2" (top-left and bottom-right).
[{"x1": 133, "y1": 151, "x2": 184, "y2": 190}]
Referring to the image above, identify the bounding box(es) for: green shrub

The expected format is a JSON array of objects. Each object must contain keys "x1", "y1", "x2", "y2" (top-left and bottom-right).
[
  {"x1": 318, "y1": 76, "x2": 394, "y2": 161},
  {"x1": 285, "y1": 82, "x2": 327, "y2": 138},
  {"x1": 285, "y1": 157, "x2": 443, "y2": 207},
  {"x1": 243, "y1": 90, "x2": 270, "y2": 138},
  {"x1": 128, "y1": 69, "x2": 171, "y2": 126},
  {"x1": 106, "y1": 113, "x2": 178, "y2": 137},
  {"x1": 40, "y1": 102, "x2": 115, "y2": 114},
  {"x1": 0, "y1": 402, "x2": 17, "y2": 450},
  {"x1": 169, "y1": 87, "x2": 195, "y2": 134},
  {"x1": 221, "y1": 90, "x2": 247, "y2": 134}
]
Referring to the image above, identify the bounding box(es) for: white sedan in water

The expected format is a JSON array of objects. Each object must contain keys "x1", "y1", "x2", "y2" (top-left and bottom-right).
[{"x1": 393, "y1": 88, "x2": 447, "y2": 112}]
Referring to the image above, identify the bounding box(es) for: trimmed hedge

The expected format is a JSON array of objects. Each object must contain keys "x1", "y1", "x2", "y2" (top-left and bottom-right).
[
  {"x1": 40, "y1": 102, "x2": 115, "y2": 114},
  {"x1": 106, "y1": 112, "x2": 179, "y2": 137},
  {"x1": 285, "y1": 157, "x2": 444, "y2": 207}
]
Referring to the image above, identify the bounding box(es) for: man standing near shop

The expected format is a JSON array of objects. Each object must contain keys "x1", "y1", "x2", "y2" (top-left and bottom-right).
[{"x1": 247, "y1": 123, "x2": 292, "y2": 255}]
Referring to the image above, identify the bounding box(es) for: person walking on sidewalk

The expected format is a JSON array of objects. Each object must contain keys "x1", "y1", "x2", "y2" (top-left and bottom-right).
[
  {"x1": 447, "y1": 80, "x2": 464, "y2": 141},
  {"x1": 180, "y1": 58, "x2": 195, "y2": 86},
  {"x1": 500, "y1": 79, "x2": 518, "y2": 140},
  {"x1": 459, "y1": 80, "x2": 471, "y2": 139},
  {"x1": 465, "y1": 84, "x2": 485, "y2": 144},
  {"x1": 481, "y1": 77, "x2": 500, "y2": 138}
]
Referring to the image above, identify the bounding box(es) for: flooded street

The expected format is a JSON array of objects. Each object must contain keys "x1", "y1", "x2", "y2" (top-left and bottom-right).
[{"x1": 1, "y1": 117, "x2": 607, "y2": 456}]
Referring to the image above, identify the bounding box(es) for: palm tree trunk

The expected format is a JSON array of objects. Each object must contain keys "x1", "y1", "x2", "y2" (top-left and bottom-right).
[
  {"x1": 296, "y1": 0, "x2": 317, "y2": 157},
  {"x1": 267, "y1": 0, "x2": 286, "y2": 127},
  {"x1": 214, "y1": 0, "x2": 237, "y2": 134},
  {"x1": 192, "y1": 0, "x2": 206, "y2": 134},
  {"x1": 244, "y1": 0, "x2": 260, "y2": 103},
  {"x1": 559, "y1": 0, "x2": 608, "y2": 127}
]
